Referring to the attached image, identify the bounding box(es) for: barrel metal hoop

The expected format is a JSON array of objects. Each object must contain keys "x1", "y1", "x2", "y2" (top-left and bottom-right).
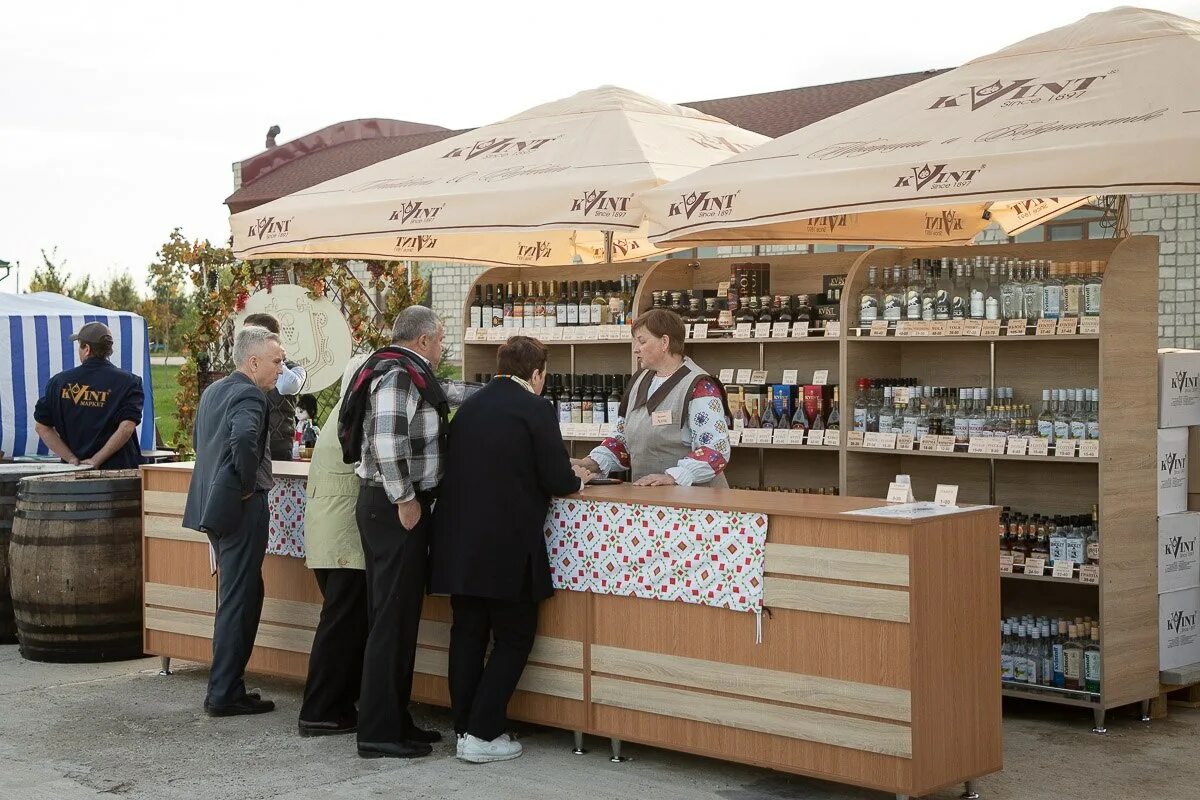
[{"x1": 13, "y1": 507, "x2": 141, "y2": 522}]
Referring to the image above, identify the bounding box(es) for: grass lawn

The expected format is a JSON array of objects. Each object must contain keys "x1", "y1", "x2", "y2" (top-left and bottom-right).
[{"x1": 150, "y1": 364, "x2": 180, "y2": 446}]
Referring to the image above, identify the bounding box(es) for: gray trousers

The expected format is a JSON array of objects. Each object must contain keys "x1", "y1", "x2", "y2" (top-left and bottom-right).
[{"x1": 205, "y1": 491, "x2": 269, "y2": 706}]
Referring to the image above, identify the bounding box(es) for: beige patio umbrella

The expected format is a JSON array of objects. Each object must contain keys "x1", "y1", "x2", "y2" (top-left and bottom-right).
[
  {"x1": 644, "y1": 6, "x2": 1200, "y2": 247},
  {"x1": 229, "y1": 86, "x2": 768, "y2": 266}
]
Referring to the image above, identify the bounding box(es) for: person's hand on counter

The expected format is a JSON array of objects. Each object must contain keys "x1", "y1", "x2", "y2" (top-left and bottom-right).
[
  {"x1": 571, "y1": 456, "x2": 601, "y2": 473},
  {"x1": 571, "y1": 464, "x2": 595, "y2": 486},
  {"x1": 633, "y1": 473, "x2": 677, "y2": 487}
]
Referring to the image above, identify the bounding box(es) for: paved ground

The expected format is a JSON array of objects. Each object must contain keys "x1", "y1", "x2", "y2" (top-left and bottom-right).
[{"x1": 1, "y1": 645, "x2": 1196, "y2": 800}]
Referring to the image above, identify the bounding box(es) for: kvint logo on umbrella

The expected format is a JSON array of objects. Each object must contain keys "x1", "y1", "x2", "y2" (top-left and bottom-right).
[
  {"x1": 571, "y1": 190, "x2": 632, "y2": 218},
  {"x1": 895, "y1": 163, "x2": 986, "y2": 191},
  {"x1": 394, "y1": 235, "x2": 439, "y2": 254},
  {"x1": 803, "y1": 214, "x2": 852, "y2": 233},
  {"x1": 667, "y1": 190, "x2": 740, "y2": 220},
  {"x1": 442, "y1": 136, "x2": 558, "y2": 160},
  {"x1": 924, "y1": 209, "x2": 966, "y2": 236},
  {"x1": 388, "y1": 201, "x2": 444, "y2": 225},
  {"x1": 927, "y1": 74, "x2": 1111, "y2": 111},
  {"x1": 689, "y1": 133, "x2": 756, "y2": 154},
  {"x1": 516, "y1": 241, "x2": 553, "y2": 262},
  {"x1": 591, "y1": 238, "x2": 643, "y2": 258},
  {"x1": 248, "y1": 216, "x2": 294, "y2": 241}
]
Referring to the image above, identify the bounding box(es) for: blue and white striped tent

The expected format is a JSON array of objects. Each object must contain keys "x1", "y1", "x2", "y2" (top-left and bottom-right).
[{"x1": 0, "y1": 292, "x2": 156, "y2": 458}]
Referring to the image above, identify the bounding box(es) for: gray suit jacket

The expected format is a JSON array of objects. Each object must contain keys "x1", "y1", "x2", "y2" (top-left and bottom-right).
[{"x1": 182, "y1": 371, "x2": 270, "y2": 537}]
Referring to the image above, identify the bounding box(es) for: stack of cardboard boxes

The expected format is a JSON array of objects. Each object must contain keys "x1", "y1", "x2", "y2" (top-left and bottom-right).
[{"x1": 1157, "y1": 350, "x2": 1200, "y2": 672}]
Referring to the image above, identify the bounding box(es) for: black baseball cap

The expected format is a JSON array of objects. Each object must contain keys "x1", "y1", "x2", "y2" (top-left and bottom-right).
[{"x1": 70, "y1": 322, "x2": 114, "y2": 345}]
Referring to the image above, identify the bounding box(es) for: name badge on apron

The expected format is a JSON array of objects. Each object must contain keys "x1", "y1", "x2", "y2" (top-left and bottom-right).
[{"x1": 651, "y1": 410, "x2": 672, "y2": 427}]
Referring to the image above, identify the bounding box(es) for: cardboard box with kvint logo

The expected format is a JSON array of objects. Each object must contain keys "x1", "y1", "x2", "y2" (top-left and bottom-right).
[
  {"x1": 1159, "y1": 349, "x2": 1200, "y2": 429},
  {"x1": 1159, "y1": 512, "x2": 1200, "y2": 594},
  {"x1": 1190, "y1": 427, "x2": 1200, "y2": 493},
  {"x1": 1160, "y1": 428, "x2": 1189, "y2": 516},
  {"x1": 1160, "y1": 587, "x2": 1200, "y2": 670}
]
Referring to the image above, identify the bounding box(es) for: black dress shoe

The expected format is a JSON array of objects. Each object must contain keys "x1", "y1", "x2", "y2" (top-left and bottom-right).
[
  {"x1": 204, "y1": 694, "x2": 276, "y2": 717},
  {"x1": 357, "y1": 740, "x2": 433, "y2": 759},
  {"x1": 298, "y1": 717, "x2": 358, "y2": 737},
  {"x1": 401, "y1": 725, "x2": 443, "y2": 744}
]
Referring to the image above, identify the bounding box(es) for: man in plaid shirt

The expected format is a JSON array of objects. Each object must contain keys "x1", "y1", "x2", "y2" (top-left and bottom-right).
[{"x1": 354, "y1": 306, "x2": 449, "y2": 760}]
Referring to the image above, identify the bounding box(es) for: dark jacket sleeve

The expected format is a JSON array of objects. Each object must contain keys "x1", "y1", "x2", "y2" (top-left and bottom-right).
[
  {"x1": 118, "y1": 374, "x2": 145, "y2": 423},
  {"x1": 228, "y1": 391, "x2": 265, "y2": 494},
  {"x1": 33, "y1": 376, "x2": 58, "y2": 426},
  {"x1": 530, "y1": 399, "x2": 581, "y2": 498}
]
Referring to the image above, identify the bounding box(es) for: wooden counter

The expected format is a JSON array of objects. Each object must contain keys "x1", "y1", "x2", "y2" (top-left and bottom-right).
[{"x1": 141, "y1": 463, "x2": 1000, "y2": 799}]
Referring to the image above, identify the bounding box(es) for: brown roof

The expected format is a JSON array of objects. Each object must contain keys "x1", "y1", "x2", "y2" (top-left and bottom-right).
[{"x1": 225, "y1": 69, "x2": 949, "y2": 213}]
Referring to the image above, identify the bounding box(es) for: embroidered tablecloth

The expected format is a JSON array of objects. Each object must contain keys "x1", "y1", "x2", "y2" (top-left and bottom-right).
[
  {"x1": 544, "y1": 498, "x2": 768, "y2": 614},
  {"x1": 266, "y1": 477, "x2": 307, "y2": 558}
]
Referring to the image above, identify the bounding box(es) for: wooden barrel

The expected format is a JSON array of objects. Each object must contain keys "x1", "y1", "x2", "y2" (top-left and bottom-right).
[
  {"x1": 10, "y1": 469, "x2": 144, "y2": 662},
  {"x1": 0, "y1": 464, "x2": 86, "y2": 645}
]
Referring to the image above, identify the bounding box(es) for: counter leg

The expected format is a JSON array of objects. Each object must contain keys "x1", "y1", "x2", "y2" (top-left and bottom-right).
[
  {"x1": 961, "y1": 780, "x2": 980, "y2": 799},
  {"x1": 1092, "y1": 707, "x2": 1107, "y2": 734},
  {"x1": 158, "y1": 657, "x2": 172, "y2": 676},
  {"x1": 609, "y1": 738, "x2": 629, "y2": 763},
  {"x1": 1139, "y1": 699, "x2": 1152, "y2": 723},
  {"x1": 572, "y1": 731, "x2": 587, "y2": 755},
  {"x1": 895, "y1": 795, "x2": 909, "y2": 800}
]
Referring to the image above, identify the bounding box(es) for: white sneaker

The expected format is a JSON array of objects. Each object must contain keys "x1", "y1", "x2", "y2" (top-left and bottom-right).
[
  {"x1": 456, "y1": 734, "x2": 465, "y2": 758},
  {"x1": 458, "y1": 733, "x2": 522, "y2": 763}
]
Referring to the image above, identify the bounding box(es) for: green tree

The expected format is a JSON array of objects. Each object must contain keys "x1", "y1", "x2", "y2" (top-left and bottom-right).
[
  {"x1": 100, "y1": 271, "x2": 142, "y2": 312},
  {"x1": 28, "y1": 247, "x2": 73, "y2": 295}
]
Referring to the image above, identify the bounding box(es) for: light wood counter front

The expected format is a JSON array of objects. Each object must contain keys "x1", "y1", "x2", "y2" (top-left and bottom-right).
[{"x1": 141, "y1": 465, "x2": 1000, "y2": 798}]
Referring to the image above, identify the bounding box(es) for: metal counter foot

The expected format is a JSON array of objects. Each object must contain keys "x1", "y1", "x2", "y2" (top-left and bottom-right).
[
  {"x1": 572, "y1": 730, "x2": 587, "y2": 755},
  {"x1": 158, "y1": 657, "x2": 172, "y2": 676},
  {"x1": 961, "y1": 780, "x2": 980, "y2": 799},
  {"x1": 609, "y1": 738, "x2": 629, "y2": 763},
  {"x1": 1092, "y1": 707, "x2": 1107, "y2": 734},
  {"x1": 1140, "y1": 699, "x2": 1152, "y2": 723}
]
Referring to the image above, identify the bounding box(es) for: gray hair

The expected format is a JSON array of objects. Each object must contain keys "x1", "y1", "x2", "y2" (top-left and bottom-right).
[
  {"x1": 391, "y1": 306, "x2": 441, "y2": 344},
  {"x1": 233, "y1": 325, "x2": 281, "y2": 366}
]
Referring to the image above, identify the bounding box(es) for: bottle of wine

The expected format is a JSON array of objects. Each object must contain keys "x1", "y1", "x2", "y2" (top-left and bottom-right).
[
  {"x1": 532, "y1": 281, "x2": 546, "y2": 328},
  {"x1": 592, "y1": 282, "x2": 611, "y2": 325},
  {"x1": 470, "y1": 285, "x2": 484, "y2": 329},
  {"x1": 544, "y1": 280, "x2": 558, "y2": 329},
  {"x1": 826, "y1": 386, "x2": 840, "y2": 430},
  {"x1": 606, "y1": 375, "x2": 621, "y2": 424},
  {"x1": 580, "y1": 281, "x2": 594, "y2": 325},
  {"x1": 483, "y1": 284, "x2": 496, "y2": 328},
  {"x1": 556, "y1": 281, "x2": 569, "y2": 327},
  {"x1": 503, "y1": 282, "x2": 516, "y2": 328},
  {"x1": 591, "y1": 374, "x2": 606, "y2": 423},
  {"x1": 570, "y1": 376, "x2": 584, "y2": 424},
  {"x1": 566, "y1": 282, "x2": 580, "y2": 326},
  {"x1": 522, "y1": 281, "x2": 535, "y2": 327},
  {"x1": 556, "y1": 375, "x2": 572, "y2": 424}
]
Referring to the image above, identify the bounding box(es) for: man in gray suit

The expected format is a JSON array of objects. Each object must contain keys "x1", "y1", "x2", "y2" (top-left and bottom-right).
[{"x1": 183, "y1": 325, "x2": 284, "y2": 716}]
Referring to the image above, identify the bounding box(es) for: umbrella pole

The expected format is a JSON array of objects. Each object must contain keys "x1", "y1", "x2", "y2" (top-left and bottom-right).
[{"x1": 604, "y1": 231, "x2": 614, "y2": 265}]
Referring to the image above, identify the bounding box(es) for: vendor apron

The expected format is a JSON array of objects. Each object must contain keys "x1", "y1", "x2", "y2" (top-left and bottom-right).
[{"x1": 623, "y1": 358, "x2": 728, "y2": 488}]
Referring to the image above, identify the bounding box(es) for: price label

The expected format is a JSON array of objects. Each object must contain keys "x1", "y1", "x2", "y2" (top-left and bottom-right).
[
  {"x1": 936, "y1": 434, "x2": 957, "y2": 453},
  {"x1": 789, "y1": 429, "x2": 809, "y2": 446},
  {"x1": 968, "y1": 437, "x2": 1005, "y2": 455},
  {"x1": 886, "y1": 482, "x2": 912, "y2": 503},
  {"x1": 870, "y1": 320, "x2": 889, "y2": 337},
  {"x1": 1035, "y1": 319, "x2": 1058, "y2": 336},
  {"x1": 846, "y1": 430, "x2": 865, "y2": 447},
  {"x1": 1006, "y1": 321, "x2": 1027, "y2": 336},
  {"x1": 963, "y1": 320, "x2": 983, "y2": 337},
  {"x1": 1080, "y1": 317, "x2": 1100, "y2": 335},
  {"x1": 735, "y1": 368, "x2": 753, "y2": 384},
  {"x1": 945, "y1": 320, "x2": 966, "y2": 337},
  {"x1": 919, "y1": 435, "x2": 939, "y2": 452},
  {"x1": 750, "y1": 370, "x2": 769, "y2": 385},
  {"x1": 1079, "y1": 564, "x2": 1100, "y2": 584},
  {"x1": 895, "y1": 433, "x2": 915, "y2": 451},
  {"x1": 1057, "y1": 317, "x2": 1079, "y2": 336},
  {"x1": 584, "y1": 326, "x2": 604, "y2": 341},
  {"x1": 1000, "y1": 555, "x2": 1014, "y2": 574},
  {"x1": 718, "y1": 368, "x2": 735, "y2": 384},
  {"x1": 560, "y1": 423, "x2": 578, "y2": 438},
  {"x1": 735, "y1": 323, "x2": 753, "y2": 339},
  {"x1": 1055, "y1": 440, "x2": 1078, "y2": 458},
  {"x1": 487, "y1": 327, "x2": 507, "y2": 341},
  {"x1": 1024, "y1": 557, "x2": 1046, "y2": 576},
  {"x1": 1027, "y1": 438, "x2": 1050, "y2": 456},
  {"x1": 545, "y1": 326, "x2": 564, "y2": 341},
  {"x1": 772, "y1": 428, "x2": 790, "y2": 444},
  {"x1": 981, "y1": 320, "x2": 1002, "y2": 337},
  {"x1": 598, "y1": 423, "x2": 616, "y2": 438},
  {"x1": 863, "y1": 431, "x2": 882, "y2": 448},
  {"x1": 812, "y1": 369, "x2": 829, "y2": 386},
  {"x1": 930, "y1": 321, "x2": 949, "y2": 337},
  {"x1": 692, "y1": 323, "x2": 709, "y2": 340},
  {"x1": 823, "y1": 429, "x2": 840, "y2": 447},
  {"x1": 792, "y1": 321, "x2": 811, "y2": 338},
  {"x1": 912, "y1": 321, "x2": 933, "y2": 337},
  {"x1": 895, "y1": 322, "x2": 911, "y2": 338},
  {"x1": 822, "y1": 321, "x2": 839, "y2": 338},
  {"x1": 772, "y1": 322, "x2": 791, "y2": 338},
  {"x1": 878, "y1": 432, "x2": 898, "y2": 450},
  {"x1": 1078, "y1": 440, "x2": 1100, "y2": 459},
  {"x1": 803, "y1": 430, "x2": 823, "y2": 446},
  {"x1": 464, "y1": 327, "x2": 480, "y2": 341},
  {"x1": 728, "y1": 429, "x2": 742, "y2": 446},
  {"x1": 1007, "y1": 436, "x2": 1029, "y2": 456},
  {"x1": 781, "y1": 369, "x2": 799, "y2": 385},
  {"x1": 935, "y1": 484, "x2": 959, "y2": 507},
  {"x1": 754, "y1": 322, "x2": 772, "y2": 339},
  {"x1": 1052, "y1": 561, "x2": 1075, "y2": 579}
]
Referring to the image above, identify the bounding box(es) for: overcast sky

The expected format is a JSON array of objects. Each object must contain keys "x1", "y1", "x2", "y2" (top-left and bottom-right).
[{"x1": 3, "y1": 0, "x2": 1198, "y2": 293}]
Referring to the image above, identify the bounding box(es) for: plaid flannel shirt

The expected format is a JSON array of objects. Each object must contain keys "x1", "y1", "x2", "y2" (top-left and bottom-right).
[{"x1": 355, "y1": 358, "x2": 443, "y2": 503}]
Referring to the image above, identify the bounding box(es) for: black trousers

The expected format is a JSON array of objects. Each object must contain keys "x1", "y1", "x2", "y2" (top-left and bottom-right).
[
  {"x1": 205, "y1": 491, "x2": 269, "y2": 707},
  {"x1": 299, "y1": 568, "x2": 368, "y2": 723},
  {"x1": 448, "y1": 594, "x2": 539, "y2": 741},
  {"x1": 356, "y1": 486, "x2": 430, "y2": 743}
]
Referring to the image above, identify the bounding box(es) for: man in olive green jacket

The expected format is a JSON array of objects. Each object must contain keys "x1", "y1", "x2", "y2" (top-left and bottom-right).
[{"x1": 299, "y1": 356, "x2": 368, "y2": 736}]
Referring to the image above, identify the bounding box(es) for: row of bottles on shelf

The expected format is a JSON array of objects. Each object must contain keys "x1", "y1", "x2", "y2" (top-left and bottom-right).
[
  {"x1": 1000, "y1": 506, "x2": 1100, "y2": 568},
  {"x1": 850, "y1": 380, "x2": 1100, "y2": 444},
  {"x1": 1001, "y1": 615, "x2": 1100, "y2": 693},
  {"x1": 729, "y1": 383, "x2": 840, "y2": 432},
  {"x1": 730, "y1": 484, "x2": 841, "y2": 494},
  {"x1": 469, "y1": 276, "x2": 640, "y2": 329},
  {"x1": 858, "y1": 257, "x2": 1104, "y2": 327},
  {"x1": 545, "y1": 373, "x2": 629, "y2": 426}
]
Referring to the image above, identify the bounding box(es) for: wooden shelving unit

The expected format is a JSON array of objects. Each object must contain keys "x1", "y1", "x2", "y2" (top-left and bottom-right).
[{"x1": 460, "y1": 237, "x2": 1160, "y2": 724}]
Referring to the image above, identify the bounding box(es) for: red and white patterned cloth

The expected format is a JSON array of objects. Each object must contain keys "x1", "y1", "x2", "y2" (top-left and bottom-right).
[
  {"x1": 544, "y1": 498, "x2": 767, "y2": 615},
  {"x1": 266, "y1": 477, "x2": 307, "y2": 558}
]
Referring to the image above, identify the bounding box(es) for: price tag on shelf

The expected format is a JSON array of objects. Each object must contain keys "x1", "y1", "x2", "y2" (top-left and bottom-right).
[
  {"x1": 1024, "y1": 557, "x2": 1046, "y2": 576},
  {"x1": 1007, "y1": 436, "x2": 1029, "y2": 456},
  {"x1": 823, "y1": 429, "x2": 840, "y2": 447},
  {"x1": 1055, "y1": 440, "x2": 1078, "y2": 458},
  {"x1": 878, "y1": 432, "x2": 898, "y2": 449},
  {"x1": 846, "y1": 430, "x2": 865, "y2": 447},
  {"x1": 936, "y1": 435, "x2": 957, "y2": 453},
  {"x1": 935, "y1": 484, "x2": 959, "y2": 507},
  {"x1": 781, "y1": 369, "x2": 799, "y2": 386},
  {"x1": 800, "y1": 430, "x2": 820, "y2": 446},
  {"x1": 728, "y1": 429, "x2": 742, "y2": 446},
  {"x1": 886, "y1": 482, "x2": 912, "y2": 503},
  {"x1": 1057, "y1": 317, "x2": 1079, "y2": 336},
  {"x1": 908, "y1": 321, "x2": 929, "y2": 337},
  {"x1": 1000, "y1": 555, "x2": 1014, "y2": 574},
  {"x1": 1006, "y1": 321, "x2": 1027, "y2": 336},
  {"x1": 1079, "y1": 317, "x2": 1100, "y2": 335},
  {"x1": 968, "y1": 437, "x2": 1005, "y2": 455},
  {"x1": 789, "y1": 429, "x2": 809, "y2": 446},
  {"x1": 735, "y1": 323, "x2": 753, "y2": 339},
  {"x1": 719, "y1": 368, "x2": 735, "y2": 384},
  {"x1": 962, "y1": 320, "x2": 983, "y2": 337},
  {"x1": 735, "y1": 368, "x2": 753, "y2": 384},
  {"x1": 485, "y1": 327, "x2": 503, "y2": 341},
  {"x1": 754, "y1": 322, "x2": 772, "y2": 339},
  {"x1": 751, "y1": 428, "x2": 773, "y2": 444},
  {"x1": 1027, "y1": 437, "x2": 1050, "y2": 456},
  {"x1": 1035, "y1": 319, "x2": 1058, "y2": 336},
  {"x1": 863, "y1": 431, "x2": 882, "y2": 449},
  {"x1": 772, "y1": 428, "x2": 791, "y2": 445},
  {"x1": 772, "y1": 322, "x2": 791, "y2": 338},
  {"x1": 896, "y1": 322, "x2": 911, "y2": 338},
  {"x1": 791, "y1": 321, "x2": 810, "y2": 338},
  {"x1": 560, "y1": 423, "x2": 578, "y2": 438},
  {"x1": 464, "y1": 327, "x2": 480, "y2": 341},
  {"x1": 585, "y1": 424, "x2": 604, "y2": 438},
  {"x1": 598, "y1": 423, "x2": 615, "y2": 438},
  {"x1": 919, "y1": 435, "x2": 939, "y2": 452},
  {"x1": 583, "y1": 326, "x2": 604, "y2": 341},
  {"x1": 545, "y1": 326, "x2": 564, "y2": 341},
  {"x1": 750, "y1": 370, "x2": 769, "y2": 385},
  {"x1": 1052, "y1": 561, "x2": 1075, "y2": 579},
  {"x1": 895, "y1": 433, "x2": 915, "y2": 451},
  {"x1": 870, "y1": 320, "x2": 889, "y2": 337},
  {"x1": 691, "y1": 322, "x2": 710, "y2": 340},
  {"x1": 1078, "y1": 440, "x2": 1100, "y2": 458},
  {"x1": 812, "y1": 369, "x2": 829, "y2": 386},
  {"x1": 1079, "y1": 564, "x2": 1100, "y2": 584},
  {"x1": 822, "y1": 321, "x2": 838, "y2": 338},
  {"x1": 930, "y1": 321, "x2": 949, "y2": 337},
  {"x1": 945, "y1": 320, "x2": 966, "y2": 337},
  {"x1": 981, "y1": 320, "x2": 1002, "y2": 337}
]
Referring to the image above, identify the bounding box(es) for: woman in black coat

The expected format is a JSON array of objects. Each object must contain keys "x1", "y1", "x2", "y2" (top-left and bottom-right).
[{"x1": 431, "y1": 335, "x2": 591, "y2": 763}]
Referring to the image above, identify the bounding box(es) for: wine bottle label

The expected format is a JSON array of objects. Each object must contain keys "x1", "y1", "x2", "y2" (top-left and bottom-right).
[
  {"x1": 1001, "y1": 654, "x2": 1015, "y2": 680},
  {"x1": 1086, "y1": 421, "x2": 1100, "y2": 440},
  {"x1": 1084, "y1": 651, "x2": 1100, "y2": 685},
  {"x1": 1070, "y1": 421, "x2": 1086, "y2": 440},
  {"x1": 1087, "y1": 542, "x2": 1100, "y2": 561},
  {"x1": 566, "y1": 305, "x2": 578, "y2": 325},
  {"x1": 985, "y1": 297, "x2": 1000, "y2": 320},
  {"x1": 1064, "y1": 650, "x2": 1082, "y2": 680},
  {"x1": 1037, "y1": 420, "x2": 1055, "y2": 439},
  {"x1": 1054, "y1": 421, "x2": 1070, "y2": 439},
  {"x1": 470, "y1": 308, "x2": 482, "y2": 328},
  {"x1": 970, "y1": 290, "x2": 985, "y2": 318}
]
